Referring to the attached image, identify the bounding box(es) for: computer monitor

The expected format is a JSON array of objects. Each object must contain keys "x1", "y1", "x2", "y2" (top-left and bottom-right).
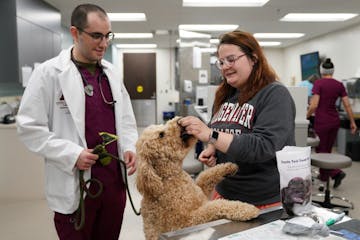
[{"x1": 300, "y1": 51, "x2": 320, "y2": 80}]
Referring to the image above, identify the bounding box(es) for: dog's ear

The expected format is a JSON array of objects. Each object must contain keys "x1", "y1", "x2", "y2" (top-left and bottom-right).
[{"x1": 136, "y1": 157, "x2": 163, "y2": 197}]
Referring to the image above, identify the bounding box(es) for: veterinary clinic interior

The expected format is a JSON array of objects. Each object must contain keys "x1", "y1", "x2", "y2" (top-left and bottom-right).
[{"x1": 2, "y1": 0, "x2": 360, "y2": 239}]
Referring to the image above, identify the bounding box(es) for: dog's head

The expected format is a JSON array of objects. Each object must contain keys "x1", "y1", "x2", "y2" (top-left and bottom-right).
[
  {"x1": 281, "y1": 177, "x2": 312, "y2": 215},
  {"x1": 136, "y1": 116, "x2": 197, "y2": 196},
  {"x1": 136, "y1": 116, "x2": 197, "y2": 163}
]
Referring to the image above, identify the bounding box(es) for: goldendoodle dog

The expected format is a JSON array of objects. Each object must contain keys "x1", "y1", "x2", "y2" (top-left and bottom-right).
[{"x1": 136, "y1": 116, "x2": 260, "y2": 240}]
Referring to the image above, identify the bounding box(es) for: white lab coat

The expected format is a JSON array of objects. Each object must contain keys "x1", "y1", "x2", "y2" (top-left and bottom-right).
[{"x1": 16, "y1": 47, "x2": 138, "y2": 214}]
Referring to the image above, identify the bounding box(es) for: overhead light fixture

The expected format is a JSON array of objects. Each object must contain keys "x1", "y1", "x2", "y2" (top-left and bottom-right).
[
  {"x1": 116, "y1": 44, "x2": 157, "y2": 48},
  {"x1": 155, "y1": 30, "x2": 170, "y2": 35},
  {"x1": 280, "y1": 13, "x2": 358, "y2": 22},
  {"x1": 107, "y1": 13, "x2": 146, "y2": 21},
  {"x1": 183, "y1": 0, "x2": 269, "y2": 7},
  {"x1": 179, "y1": 24, "x2": 238, "y2": 31},
  {"x1": 254, "y1": 33, "x2": 304, "y2": 39},
  {"x1": 114, "y1": 33, "x2": 153, "y2": 39},
  {"x1": 258, "y1": 41, "x2": 281, "y2": 47},
  {"x1": 179, "y1": 30, "x2": 211, "y2": 38},
  {"x1": 200, "y1": 48, "x2": 217, "y2": 53},
  {"x1": 177, "y1": 39, "x2": 211, "y2": 48},
  {"x1": 210, "y1": 39, "x2": 220, "y2": 44}
]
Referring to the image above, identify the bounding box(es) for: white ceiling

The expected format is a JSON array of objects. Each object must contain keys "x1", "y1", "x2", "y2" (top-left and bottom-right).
[{"x1": 43, "y1": 0, "x2": 360, "y2": 48}]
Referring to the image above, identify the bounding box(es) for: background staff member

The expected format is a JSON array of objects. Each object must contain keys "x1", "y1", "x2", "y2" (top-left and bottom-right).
[
  {"x1": 16, "y1": 4, "x2": 138, "y2": 240},
  {"x1": 179, "y1": 30, "x2": 296, "y2": 209},
  {"x1": 307, "y1": 58, "x2": 357, "y2": 188}
]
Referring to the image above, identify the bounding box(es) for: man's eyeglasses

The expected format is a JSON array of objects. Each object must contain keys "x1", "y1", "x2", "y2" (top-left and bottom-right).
[
  {"x1": 215, "y1": 54, "x2": 246, "y2": 70},
  {"x1": 77, "y1": 27, "x2": 115, "y2": 42}
]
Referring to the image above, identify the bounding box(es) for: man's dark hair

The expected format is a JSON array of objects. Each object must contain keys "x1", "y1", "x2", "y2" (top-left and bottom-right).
[{"x1": 71, "y1": 4, "x2": 107, "y2": 29}]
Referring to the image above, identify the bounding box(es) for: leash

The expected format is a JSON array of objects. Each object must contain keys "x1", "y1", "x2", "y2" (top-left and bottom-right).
[
  {"x1": 74, "y1": 170, "x2": 103, "y2": 230},
  {"x1": 74, "y1": 132, "x2": 141, "y2": 231}
]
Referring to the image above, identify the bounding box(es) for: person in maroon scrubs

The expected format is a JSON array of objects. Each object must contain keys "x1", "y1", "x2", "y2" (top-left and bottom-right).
[
  {"x1": 17, "y1": 4, "x2": 138, "y2": 240},
  {"x1": 307, "y1": 58, "x2": 357, "y2": 188}
]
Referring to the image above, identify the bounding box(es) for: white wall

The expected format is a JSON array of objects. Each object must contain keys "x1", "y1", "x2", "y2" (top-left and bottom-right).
[
  {"x1": 283, "y1": 24, "x2": 360, "y2": 86},
  {"x1": 263, "y1": 48, "x2": 285, "y2": 83},
  {"x1": 259, "y1": 24, "x2": 360, "y2": 87},
  {"x1": 115, "y1": 48, "x2": 178, "y2": 124}
]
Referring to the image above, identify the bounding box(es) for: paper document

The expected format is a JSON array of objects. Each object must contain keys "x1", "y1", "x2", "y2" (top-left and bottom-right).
[{"x1": 218, "y1": 219, "x2": 343, "y2": 240}]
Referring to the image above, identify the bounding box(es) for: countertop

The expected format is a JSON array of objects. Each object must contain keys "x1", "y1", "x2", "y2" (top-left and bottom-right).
[
  {"x1": 0, "y1": 121, "x2": 45, "y2": 200},
  {"x1": 0, "y1": 122, "x2": 16, "y2": 129},
  {"x1": 339, "y1": 112, "x2": 360, "y2": 129},
  {"x1": 339, "y1": 111, "x2": 360, "y2": 119}
]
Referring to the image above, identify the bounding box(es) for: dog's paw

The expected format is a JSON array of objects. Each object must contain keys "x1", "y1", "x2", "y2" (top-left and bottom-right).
[
  {"x1": 212, "y1": 199, "x2": 260, "y2": 221},
  {"x1": 232, "y1": 202, "x2": 260, "y2": 221},
  {"x1": 223, "y1": 162, "x2": 238, "y2": 176}
]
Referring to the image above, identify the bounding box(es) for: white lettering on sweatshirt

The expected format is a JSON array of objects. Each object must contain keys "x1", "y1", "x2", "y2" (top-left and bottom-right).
[{"x1": 211, "y1": 102, "x2": 254, "y2": 129}]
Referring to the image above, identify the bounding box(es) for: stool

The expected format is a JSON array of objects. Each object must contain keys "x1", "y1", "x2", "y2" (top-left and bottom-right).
[
  {"x1": 311, "y1": 153, "x2": 354, "y2": 213},
  {"x1": 307, "y1": 136, "x2": 320, "y2": 148},
  {"x1": 307, "y1": 136, "x2": 322, "y2": 188}
]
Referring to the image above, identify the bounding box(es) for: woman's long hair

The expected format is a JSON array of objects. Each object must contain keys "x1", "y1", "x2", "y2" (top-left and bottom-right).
[{"x1": 213, "y1": 30, "x2": 278, "y2": 114}]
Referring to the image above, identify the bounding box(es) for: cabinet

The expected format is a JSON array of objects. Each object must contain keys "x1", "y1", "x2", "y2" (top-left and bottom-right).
[
  {"x1": 0, "y1": 0, "x2": 61, "y2": 96},
  {"x1": 337, "y1": 114, "x2": 360, "y2": 161},
  {"x1": 287, "y1": 86, "x2": 309, "y2": 147},
  {"x1": 0, "y1": 124, "x2": 45, "y2": 200}
]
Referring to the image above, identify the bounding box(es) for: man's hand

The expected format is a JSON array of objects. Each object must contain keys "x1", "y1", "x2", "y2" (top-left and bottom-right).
[
  {"x1": 76, "y1": 149, "x2": 99, "y2": 170},
  {"x1": 124, "y1": 151, "x2": 136, "y2": 175}
]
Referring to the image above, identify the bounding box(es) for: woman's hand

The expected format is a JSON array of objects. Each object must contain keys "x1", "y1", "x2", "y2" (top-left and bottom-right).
[
  {"x1": 350, "y1": 121, "x2": 358, "y2": 135},
  {"x1": 199, "y1": 145, "x2": 217, "y2": 167},
  {"x1": 178, "y1": 116, "x2": 211, "y2": 142},
  {"x1": 179, "y1": 116, "x2": 233, "y2": 154}
]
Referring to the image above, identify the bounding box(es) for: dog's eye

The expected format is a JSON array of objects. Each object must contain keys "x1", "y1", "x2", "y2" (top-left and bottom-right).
[{"x1": 159, "y1": 131, "x2": 165, "y2": 138}]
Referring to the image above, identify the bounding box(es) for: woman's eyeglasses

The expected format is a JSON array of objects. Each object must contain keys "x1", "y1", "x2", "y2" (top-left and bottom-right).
[
  {"x1": 215, "y1": 54, "x2": 246, "y2": 70},
  {"x1": 77, "y1": 27, "x2": 115, "y2": 42}
]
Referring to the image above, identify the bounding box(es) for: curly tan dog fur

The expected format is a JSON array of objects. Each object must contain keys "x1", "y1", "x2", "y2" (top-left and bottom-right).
[{"x1": 136, "y1": 117, "x2": 259, "y2": 240}]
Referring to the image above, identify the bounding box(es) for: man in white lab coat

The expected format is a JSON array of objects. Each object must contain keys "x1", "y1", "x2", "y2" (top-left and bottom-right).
[{"x1": 16, "y1": 4, "x2": 138, "y2": 240}]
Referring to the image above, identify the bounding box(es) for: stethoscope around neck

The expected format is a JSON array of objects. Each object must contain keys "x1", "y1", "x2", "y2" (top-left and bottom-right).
[{"x1": 70, "y1": 52, "x2": 116, "y2": 106}]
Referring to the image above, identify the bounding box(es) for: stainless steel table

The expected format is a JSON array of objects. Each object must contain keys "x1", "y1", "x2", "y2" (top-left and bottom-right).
[{"x1": 159, "y1": 206, "x2": 284, "y2": 240}]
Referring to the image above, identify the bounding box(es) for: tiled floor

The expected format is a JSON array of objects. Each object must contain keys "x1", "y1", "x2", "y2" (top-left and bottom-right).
[
  {"x1": 0, "y1": 173, "x2": 145, "y2": 240},
  {"x1": 1, "y1": 159, "x2": 359, "y2": 240}
]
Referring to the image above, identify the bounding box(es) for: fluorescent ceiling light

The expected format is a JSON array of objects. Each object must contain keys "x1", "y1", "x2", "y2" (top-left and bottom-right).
[
  {"x1": 280, "y1": 13, "x2": 358, "y2": 22},
  {"x1": 176, "y1": 39, "x2": 211, "y2": 48},
  {"x1": 155, "y1": 30, "x2": 170, "y2": 35},
  {"x1": 116, "y1": 44, "x2": 157, "y2": 49},
  {"x1": 179, "y1": 24, "x2": 238, "y2": 31},
  {"x1": 259, "y1": 41, "x2": 281, "y2": 47},
  {"x1": 200, "y1": 48, "x2": 217, "y2": 53},
  {"x1": 179, "y1": 30, "x2": 211, "y2": 38},
  {"x1": 114, "y1": 33, "x2": 153, "y2": 39},
  {"x1": 107, "y1": 13, "x2": 146, "y2": 21},
  {"x1": 183, "y1": 0, "x2": 269, "y2": 7},
  {"x1": 210, "y1": 39, "x2": 220, "y2": 44},
  {"x1": 254, "y1": 33, "x2": 304, "y2": 39}
]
